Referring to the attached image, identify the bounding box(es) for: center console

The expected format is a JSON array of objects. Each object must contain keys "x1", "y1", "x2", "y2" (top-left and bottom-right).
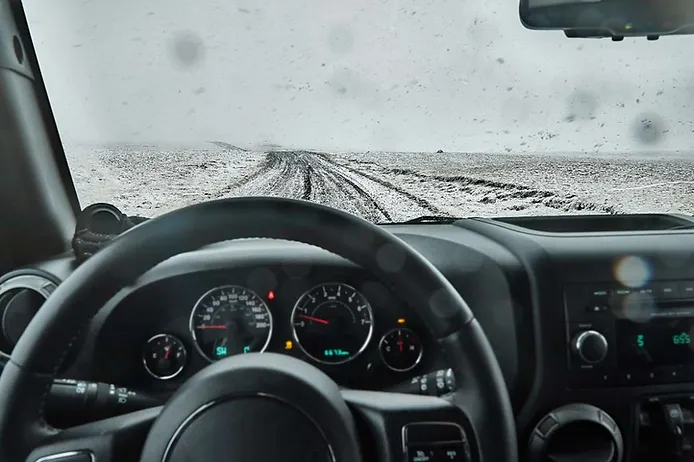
[
  {"x1": 565, "y1": 280, "x2": 694, "y2": 388},
  {"x1": 453, "y1": 216, "x2": 694, "y2": 462}
]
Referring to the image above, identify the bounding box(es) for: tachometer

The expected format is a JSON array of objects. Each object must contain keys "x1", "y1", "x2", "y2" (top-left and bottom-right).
[
  {"x1": 291, "y1": 282, "x2": 373, "y2": 364},
  {"x1": 190, "y1": 285, "x2": 272, "y2": 362}
]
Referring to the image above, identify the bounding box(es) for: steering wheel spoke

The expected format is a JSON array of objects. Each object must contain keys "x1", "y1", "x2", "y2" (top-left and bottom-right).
[
  {"x1": 26, "y1": 407, "x2": 161, "y2": 462},
  {"x1": 343, "y1": 389, "x2": 474, "y2": 462}
]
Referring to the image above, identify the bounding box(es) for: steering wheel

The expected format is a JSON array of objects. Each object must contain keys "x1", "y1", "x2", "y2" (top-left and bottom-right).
[{"x1": 0, "y1": 198, "x2": 516, "y2": 462}]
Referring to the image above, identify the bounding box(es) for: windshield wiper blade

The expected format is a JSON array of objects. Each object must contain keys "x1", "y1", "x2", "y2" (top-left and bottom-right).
[{"x1": 396, "y1": 215, "x2": 459, "y2": 224}]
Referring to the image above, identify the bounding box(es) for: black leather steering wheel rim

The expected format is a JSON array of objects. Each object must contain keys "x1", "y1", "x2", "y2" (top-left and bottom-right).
[{"x1": 0, "y1": 197, "x2": 517, "y2": 462}]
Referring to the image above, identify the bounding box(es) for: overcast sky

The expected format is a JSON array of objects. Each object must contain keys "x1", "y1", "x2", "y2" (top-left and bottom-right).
[{"x1": 21, "y1": 0, "x2": 694, "y2": 153}]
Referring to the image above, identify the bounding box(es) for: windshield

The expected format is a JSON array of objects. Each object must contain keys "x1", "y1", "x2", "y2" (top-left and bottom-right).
[{"x1": 22, "y1": 0, "x2": 694, "y2": 222}]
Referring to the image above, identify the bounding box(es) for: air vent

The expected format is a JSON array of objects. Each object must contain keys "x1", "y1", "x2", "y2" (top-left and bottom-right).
[{"x1": 0, "y1": 273, "x2": 57, "y2": 358}]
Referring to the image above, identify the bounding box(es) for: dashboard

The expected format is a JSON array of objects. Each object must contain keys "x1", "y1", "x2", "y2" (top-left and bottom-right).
[
  {"x1": 5, "y1": 213, "x2": 694, "y2": 462},
  {"x1": 89, "y1": 251, "x2": 445, "y2": 393}
]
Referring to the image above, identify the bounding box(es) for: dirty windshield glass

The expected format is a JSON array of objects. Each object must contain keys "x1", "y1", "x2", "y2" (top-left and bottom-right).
[{"x1": 22, "y1": 0, "x2": 694, "y2": 222}]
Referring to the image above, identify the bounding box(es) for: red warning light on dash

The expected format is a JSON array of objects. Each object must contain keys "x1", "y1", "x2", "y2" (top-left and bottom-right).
[{"x1": 267, "y1": 290, "x2": 275, "y2": 300}]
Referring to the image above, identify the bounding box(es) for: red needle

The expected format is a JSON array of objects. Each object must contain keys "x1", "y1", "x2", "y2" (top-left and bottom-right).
[
  {"x1": 163, "y1": 346, "x2": 171, "y2": 360},
  {"x1": 197, "y1": 325, "x2": 228, "y2": 330},
  {"x1": 299, "y1": 314, "x2": 329, "y2": 325}
]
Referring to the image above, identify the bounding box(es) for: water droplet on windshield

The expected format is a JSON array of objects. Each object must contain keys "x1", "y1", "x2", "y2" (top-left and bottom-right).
[
  {"x1": 633, "y1": 113, "x2": 666, "y2": 145},
  {"x1": 565, "y1": 90, "x2": 598, "y2": 122},
  {"x1": 170, "y1": 31, "x2": 205, "y2": 69}
]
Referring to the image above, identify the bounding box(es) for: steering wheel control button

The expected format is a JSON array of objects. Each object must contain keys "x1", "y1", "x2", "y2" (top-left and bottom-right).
[
  {"x1": 404, "y1": 422, "x2": 465, "y2": 444},
  {"x1": 404, "y1": 422, "x2": 470, "y2": 461},
  {"x1": 407, "y1": 447, "x2": 436, "y2": 462},
  {"x1": 572, "y1": 330, "x2": 609, "y2": 364},
  {"x1": 142, "y1": 334, "x2": 187, "y2": 380},
  {"x1": 433, "y1": 445, "x2": 468, "y2": 461},
  {"x1": 34, "y1": 451, "x2": 94, "y2": 462}
]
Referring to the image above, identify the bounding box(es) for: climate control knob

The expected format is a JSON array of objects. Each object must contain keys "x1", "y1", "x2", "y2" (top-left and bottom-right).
[{"x1": 572, "y1": 330, "x2": 608, "y2": 364}]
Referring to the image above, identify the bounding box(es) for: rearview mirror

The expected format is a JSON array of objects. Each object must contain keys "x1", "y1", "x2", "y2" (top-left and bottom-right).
[{"x1": 519, "y1": 0, "x2": 694, "y2": 38}]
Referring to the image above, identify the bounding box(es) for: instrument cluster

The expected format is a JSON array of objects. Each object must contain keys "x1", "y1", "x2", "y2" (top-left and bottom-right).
[{"x1": 95, "y1": 266, "x2": 438, "y2": 391}]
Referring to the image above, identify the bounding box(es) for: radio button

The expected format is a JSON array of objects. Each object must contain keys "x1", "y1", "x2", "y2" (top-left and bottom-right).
[
  {"x1": 598, "y1": 372, "x2": 613, "y2": 386},
  {"x1": 572, "y1": 330, "x2": 609, "y2": 364},
  {"x1": 616, "y1": 369, "x2": 651, "y2": 386},
  {"x1": 653, "y1": 282, "x2": 679, "y2": 300},
  {"x1": 662, "y1": 367, "x2": 686, "y2": 384},
  {"x1": 586, "y1": 304, "x2": 609, "y2": 313},
  {"x1": 589, "y1": 286, "x2": 611, "y2": 298},
  {"x1": 618, "y1": 371, "x2": 636, "y2": 386},
  {"x1": 677, "y1": 281, "x2": 694, "y2": 299}
]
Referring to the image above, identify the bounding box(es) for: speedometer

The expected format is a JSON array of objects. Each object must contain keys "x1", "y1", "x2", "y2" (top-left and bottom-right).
[
  {"x1": 291, "y1": 282, "x2": 373, "y2": 364},
  {"x1": 189, "y1": 285, "x2": 272, "y2": 362}
]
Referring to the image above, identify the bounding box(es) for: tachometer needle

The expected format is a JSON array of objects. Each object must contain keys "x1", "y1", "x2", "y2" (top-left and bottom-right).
[
  {"x1": 299, "y1": 314, "x2": 329, "y2": 325},
  {"x1": 197, "y1": 325, "x2": 228, "y2": 330}
]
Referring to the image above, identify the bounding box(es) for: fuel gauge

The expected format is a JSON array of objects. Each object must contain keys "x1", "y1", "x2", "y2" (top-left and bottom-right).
[
  {"x1": 379, "y1": 327, "x2": 423, "y2": 372},
  {"x1": 143, "y1": 334, "x2": 187, "y2": 380}
]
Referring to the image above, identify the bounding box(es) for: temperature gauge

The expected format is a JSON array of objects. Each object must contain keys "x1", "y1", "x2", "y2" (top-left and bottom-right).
[
  {"x1": 379, "y1": 327, "x2": 423, "y2": 372},
  {"x1": 142, "y1": 334, "x2": 187, "y2": 380}
]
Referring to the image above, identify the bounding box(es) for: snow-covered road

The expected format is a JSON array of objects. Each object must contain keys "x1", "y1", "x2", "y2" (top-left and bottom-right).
[{"x1": 65, "y1": 144, "x2": 694, "y2": 221}]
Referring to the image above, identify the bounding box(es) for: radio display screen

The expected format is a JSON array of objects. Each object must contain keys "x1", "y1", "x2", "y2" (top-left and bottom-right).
[{"x1": 616, "y1": 318, "x2": 694, "y2": 367}]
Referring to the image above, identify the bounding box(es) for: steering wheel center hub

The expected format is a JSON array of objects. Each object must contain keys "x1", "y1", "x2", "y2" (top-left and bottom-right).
[
  {"x1": 140, "y1": 353, "x2": 357, "y2": 462},
  {"x1": 164, "y1": 397, "x2": 332, "y2": 462}
]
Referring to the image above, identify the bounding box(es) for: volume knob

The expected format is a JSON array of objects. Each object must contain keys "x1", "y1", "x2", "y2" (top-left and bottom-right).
[{"x1": 572, "y1": 330, "x2": 608, "y2": 364}]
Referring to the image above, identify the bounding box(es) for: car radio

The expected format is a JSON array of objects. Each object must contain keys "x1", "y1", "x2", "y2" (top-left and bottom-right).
[{"x1": 565, "y1": 280, "x2": 694, "y2": 388}]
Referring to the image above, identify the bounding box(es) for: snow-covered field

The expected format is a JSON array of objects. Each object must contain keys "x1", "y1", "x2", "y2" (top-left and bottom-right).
[{"x1": 65, "y1": 143, "x2": 694, "y2": 221}]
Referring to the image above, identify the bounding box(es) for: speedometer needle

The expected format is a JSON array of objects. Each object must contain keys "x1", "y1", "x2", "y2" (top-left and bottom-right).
[
  {"x1": 299, "y1": 314, "x2": 329, "y2": 325},
  {"x1": 197, "y1": 325, "x2": 228, "y2": 330}
]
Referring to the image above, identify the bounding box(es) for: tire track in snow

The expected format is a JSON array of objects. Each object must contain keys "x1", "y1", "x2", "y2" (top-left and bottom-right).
[
  {"x1": 318, "y1": 162, "x2": 393, "y2": 222},
  {"x1": 315, "y1": 154, "x2": 449, "y2": 215},
  {"x1": 219, "y1": 151, "x2": 444, "y2": 222},
  {"x1": 334, "y1": 158, "x2": 619, "y2": 215},
  {"x1": 302, "y1": 165, "x2": 313, "y2": 200}
]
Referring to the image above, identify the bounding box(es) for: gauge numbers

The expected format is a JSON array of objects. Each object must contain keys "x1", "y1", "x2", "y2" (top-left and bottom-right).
[
  {"x1": 291, "y1": 282, "x2": 373, "y2": 364},
  {"x1": 190, "y1": 285, "x2": 273, "y2": 362}
]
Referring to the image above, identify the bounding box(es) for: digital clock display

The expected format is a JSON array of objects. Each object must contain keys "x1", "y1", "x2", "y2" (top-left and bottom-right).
[{"x1": 617, "y1": 318, "x2": 694, "y2": 367}]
